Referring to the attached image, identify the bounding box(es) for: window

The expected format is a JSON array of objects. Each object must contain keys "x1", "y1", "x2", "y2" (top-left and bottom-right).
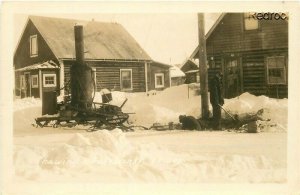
[
  {"x1": 120, "y1": 69, "x2": 132, "y2": 90},
  {"x1": 30, "y1": 35, "x2": 38, "y2": 57},
  {"x1": 20, "y1": 75, "x2": 25, "y2": 89},
  {"x1": 267, "y1": 56, "x2": 286, "y2": 85},
  {"x1": 244, "y1": 13, "x2": 259, "y2": 30},
  {"x1": 43, "y1": 74, "x2": 57, "y2": 87},
  {"x1": 155, "y1": 73, "x2": 164, "y2": 88},
  {"x1": 31, "y1": 75, "x2": 38, "y2": 88}
]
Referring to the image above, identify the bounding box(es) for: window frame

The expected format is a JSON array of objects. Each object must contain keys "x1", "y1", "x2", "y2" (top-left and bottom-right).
[
  {"x1": 266, "y1": 56, "x2": 287, "y2": 85},
  {"x1": 30, "y1": 34, "x2": 38, "y2": 57},
  {"x1": 120, "y1": 69, "x2": 133, "y2": 90},
  {"x1": 243, "y1": 13, "x2": 259, "y2": 31},
  {"x1": 31, "y1": 75, "x2": 39, "y2": 88},
  {"x1": 155, "y1": 73, "x2": 165, "y2": 88},
  {"x1": 43, "y1": 73, "x2": 57, "y2": 88}
]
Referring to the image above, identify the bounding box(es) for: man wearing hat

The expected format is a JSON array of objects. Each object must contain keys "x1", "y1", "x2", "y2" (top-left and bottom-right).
[{"x1": 209, "y1": 71, "x2": 224, "y2": 130}]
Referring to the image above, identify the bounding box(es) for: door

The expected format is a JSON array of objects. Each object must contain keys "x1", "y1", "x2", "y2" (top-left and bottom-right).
[
  {"x1": 24, "y1": 72, "x2": 31, "y2": 97},
  {"x1": 223, "y1": 58, "x2": 240, "y2": 98}
]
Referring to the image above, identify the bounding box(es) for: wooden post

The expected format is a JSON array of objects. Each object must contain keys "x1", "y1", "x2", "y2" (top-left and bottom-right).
[
  {"x1": 198, "y1": 13, "x2": 209, "y2": 119},
  {"x1": 59, "y1": 60, "x2": 65, "y2": 97},
  {"x1": 39, "y1": 69, "x2": 42, "y2": 99},
  {"x1": 144, "y1": 62, "x2": 148, "y2": 93}
]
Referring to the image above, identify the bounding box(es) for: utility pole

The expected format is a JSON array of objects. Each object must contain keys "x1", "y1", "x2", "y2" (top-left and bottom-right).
[{"x1": 198, "y1": 13, "x2": 209, "y2": 119}]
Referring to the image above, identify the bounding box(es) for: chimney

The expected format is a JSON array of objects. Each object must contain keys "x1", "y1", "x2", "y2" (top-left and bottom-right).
[
  {"x1": 71, "y1": 24, "x2": 93, "y2": 108},
  {"x1": 74, "y1": 25, "x2": 84, "y2": 65}
]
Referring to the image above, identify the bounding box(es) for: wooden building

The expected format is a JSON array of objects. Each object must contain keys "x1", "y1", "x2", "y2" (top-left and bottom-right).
[
  {"x1": 180, "y1": 59, "x2": 199, "y2": 84},
  {"x1": 170, "y1": 65, "x2": 185, "y2": 86},
  {"x1": 190, "y1": 13, "x2": 288, "y2": 98},
  {"x1": 14, "y1": 15, "x2": 171, "y2": 99}
]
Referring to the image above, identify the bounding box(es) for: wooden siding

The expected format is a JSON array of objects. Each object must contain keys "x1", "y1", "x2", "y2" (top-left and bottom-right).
[
  {"x1": 207, "y1": 48, "x2": 288, "y2": 98},
  {"x1": 260, "y1": 19, "x2": 288, "y2": 49},
  {"x1": 205, "y1": 13, "x2": 288, "y2": 98},
  {"x1": 14, "y1": 19, "x2": 58, "y2": 69},
  {"x1": 171, "y1": 77, "x2": 185, "y2": 86},
  {"x1": 15, "y1": 71, "x2": 21, "y2": 96},
  {"x1": 63, "y1": 60, "x2": 146, "y2": 93},
  {"x1": 41, "y1": 69, "x2": 60, "y2": 94},
  {"x1": 148, "y1": 63, "x2": 170, "y2": 91},
  {"x1": 207, "y1": 14, "x2": 243, "y2": 54},
  {"x1": 63, "y1": 60, "x2": 171, "y2": 93},
  {"x1": 206, "y1": 13, "x2": 288, "y2": 54},
  {"x1": 241, "y1": 49, "x2": 288, "y2": 98},
  {"x1": 185, "y1": 72, "x2": 198, "y2": 84},
  {"x1": 15, "y1": 70, "x2": 40, "y2": 97},
  {"x1": 181, "y1": 60, "x2": 198, "y2": 73},
  {"x1": 14, "y1": 69, "x2": 58, "y2": 98}
]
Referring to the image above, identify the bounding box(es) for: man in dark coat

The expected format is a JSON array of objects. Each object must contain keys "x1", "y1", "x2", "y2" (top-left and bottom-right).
[
  {"x1": 209, "y1": 71, "x2": 224, "y2": 130},
  {"x1": 179, "y1": 115, "x2": 202, "y2": 130}
]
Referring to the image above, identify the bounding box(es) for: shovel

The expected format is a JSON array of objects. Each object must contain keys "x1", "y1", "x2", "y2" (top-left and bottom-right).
[{"x1": 218, "y1": 104, "x2": 239, "y2": 122}]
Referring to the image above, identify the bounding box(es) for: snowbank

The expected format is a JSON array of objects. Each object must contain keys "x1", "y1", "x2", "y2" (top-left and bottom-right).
[
  {"x1": 12, "y1": 87, "x2": 287, "y2": 183},
  {"x1": 14, "y1": 97, "x2": 41, "y2": 111},
  {"x1": 13, "y1": 129, "x2": 285, "y2": 183},
  {"x1": 13, "y1": 86, "x2": 287, "y2": 132},
  {"x1": 223, "y1": 93, "x2": 288, "y2": 131},
  {"x1": 87, "y1": 84, "x2": 200, "y2": 126},
  {"x1": 101, "y1": 87, "x2": 287, "y2": 132}
]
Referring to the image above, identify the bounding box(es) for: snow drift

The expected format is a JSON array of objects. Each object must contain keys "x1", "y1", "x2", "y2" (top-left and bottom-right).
[
  {"x1": 13, "y1": 84, "x2": 287, "y2": 183},
  {"x1": 13, "y1": 129, "x2": 285, "y2": 183},
  {"x1": 223, "y1": 92, "x2": 287, "y2": 132},
  {"x1": 94, "y1": 85, "x2": 287, "y2": 132},
  {"x1": 13, "y1": 85, "x2": 287, "y2": 133},
  {"x1": 14, "y1": 97, "x2": 41, "y2": 112}
]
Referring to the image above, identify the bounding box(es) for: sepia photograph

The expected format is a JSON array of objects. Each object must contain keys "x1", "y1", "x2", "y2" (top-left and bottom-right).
[{"x1": 1, "y1": 1, "x2": 300, "y2": 195}]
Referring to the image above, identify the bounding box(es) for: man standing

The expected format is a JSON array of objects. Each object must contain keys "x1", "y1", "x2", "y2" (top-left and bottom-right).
[{"x1": 209, "y1": 71, "x2": 224, "y2": 130}]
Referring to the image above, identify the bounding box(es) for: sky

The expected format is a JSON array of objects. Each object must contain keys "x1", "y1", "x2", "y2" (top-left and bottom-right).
[{"x1": 14, "y1": 13, "x2": 220, "y2": 65}]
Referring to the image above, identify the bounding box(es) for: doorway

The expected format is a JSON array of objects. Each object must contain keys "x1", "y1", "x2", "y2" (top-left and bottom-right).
[
  {"x1": 24, "y1": 72, "x2": 31, "y2": 97},
  {"x1": 223, "y1": 58, "x2": 241, "y2": 98}
]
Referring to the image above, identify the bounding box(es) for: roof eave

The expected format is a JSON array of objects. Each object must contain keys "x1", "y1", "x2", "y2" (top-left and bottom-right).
[
  {"x1": 151, "y1": 60, "x2": 173, "y2": 67},
  {"x1": 13, "y1": 18, "x2": 30, "y2": 59},
  {"x1": 28, "y1": 17, "x2": 61, "y2": 63},
  {"x1": 59, "y1": 58, "x2": 152, "y2": 63},
  {"x1": 189, "y1": 13, "x2": 227, "y2": 59}
]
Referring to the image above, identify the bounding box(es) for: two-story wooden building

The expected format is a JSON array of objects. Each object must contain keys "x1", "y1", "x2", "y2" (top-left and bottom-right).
[
  {"x1": 14, "y1": 15, "x2": 171, "y2": 99},
  {"x1": 190, "y1": 13, "x2": 288, "y2": 98}
]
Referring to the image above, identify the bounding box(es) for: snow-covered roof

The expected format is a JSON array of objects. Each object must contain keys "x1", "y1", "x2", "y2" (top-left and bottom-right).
[
  {"x1": 15, "y1": 60, "x2": 59, "y2": 71},
  {"x1": 170, "y1": 65, "x2": 185, "y2": 78},
  {"x1": 25, "y1": 15, "x2": 151, "y2": 61}
]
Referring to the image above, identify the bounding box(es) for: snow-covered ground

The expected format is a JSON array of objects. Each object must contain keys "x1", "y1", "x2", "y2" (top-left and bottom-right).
[{"x1": 13, "y1": 84, "x2": 287, "y2": 183}]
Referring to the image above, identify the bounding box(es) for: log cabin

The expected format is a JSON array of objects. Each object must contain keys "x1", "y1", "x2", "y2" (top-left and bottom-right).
[
  {"x1": 190, "y1": 13, "x2": 288, "y2": 98},
  {"x1": 14, "y1": 15, "x2": 171, "y2": 99}
]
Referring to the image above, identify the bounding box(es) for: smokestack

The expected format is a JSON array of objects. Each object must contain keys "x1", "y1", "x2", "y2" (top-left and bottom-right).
[
  {"x1": 74, "y1": 25, "x2": 84, "y2": 65},
  {"x1": 71, "y1": 25, "x2": 93, "y2": 108}
]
